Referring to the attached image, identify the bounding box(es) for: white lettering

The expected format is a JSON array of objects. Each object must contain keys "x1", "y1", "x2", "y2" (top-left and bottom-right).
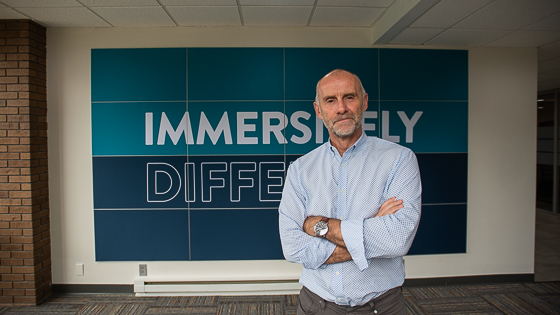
[
  {"x1": 145, "y1": 112, "x2": 153, "y2": 145},
  {"x1": 382, "y1": 111, "x2": 400, "y2": 143},
  {"x1": 398, "y1": 111, "x2": 423, "y2": 143},
  {"x1": 263, "y1": 112, "x2": 288, "y2": 144},
  {"x1": 290, "y1": 111, "x2": 312, "y2": 144},
  {"x1": 237, "y1": 112, "x2": 259, "y2": 145},
  {"x1": 362, "y1": 111, "x2": 377, "y2": 133},
  {"x1": 157, "y1": 112, "x2": 194, "y2": 145},
  {"x1": 146, "y1": 163, "x2": 181, "y2": 203},
  {"x1": 197, "y1": 112, "x2": 233, "y2": 145},
  {"x1": 316, "y1": 115, "x2": 324, "y2": 144}
]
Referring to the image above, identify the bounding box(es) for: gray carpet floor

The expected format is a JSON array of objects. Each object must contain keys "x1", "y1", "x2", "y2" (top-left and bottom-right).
[{"x1": 0, "y1": 281, "x2": 559, "y2": 314}]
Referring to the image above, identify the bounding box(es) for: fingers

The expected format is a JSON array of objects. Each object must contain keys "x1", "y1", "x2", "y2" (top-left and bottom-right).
[{"x1": 375, "y1": 197, "x2": 404, "y2": 217}]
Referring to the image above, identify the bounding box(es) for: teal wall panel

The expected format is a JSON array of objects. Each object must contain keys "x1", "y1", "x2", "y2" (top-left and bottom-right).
[{"x1": 92, "y1": 48, "x2": 469, "y2": 261}]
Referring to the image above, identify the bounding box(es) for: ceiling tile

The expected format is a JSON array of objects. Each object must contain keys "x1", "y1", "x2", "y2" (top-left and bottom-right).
[
  {"x1": 242, "y1": 6, "x2": 312, "y2": 26},
  {"x1": 410, "y1": 0, "x2": 493, "y2": 28},
  {"x1": 538, "y1": 57, "x2": 560, "y2": 73},
  {"x1": 16, "y1": 7, "x2": 110, "y2": 27},
  {"x1": 310, "y1": 6, "x2": 384, "y2": 27},
  {"x1": 91, "y1": 7, "x2": 175, "y2": 26},
  {"x1": 524, "y1": 12, "x2": 560, "y2": 31},
  {"x1": 167, "y1": 6, "x2": 241, "y2": 26},
  {"x1": 318, "y1": 0, "x2": 394, "y2": 7},
  {"x1": 453, "y1": 0, "x2": 560, "y2": 30},
  {"x1": 1, "y1": 0, "x2": 81, "y2": 7},
  {"x1": 161, "y1": 0, "x2": 237, "y2": 5},
  {"x1": 425, "y1": 29, "x2": 511, "y2": 46},
  {"x1": 389, "y1": 28, "x2": 444, "y2": 45},
  {"x1": 0, "y1": 8, "x2": 29, "y2": 19},
  {"x1": 80, "y1": 0, "x2": 160, "y2": 6},
  {"x1": 240, "y1": 0, "x2": 315, "y2": 5},
  {"x1": 485, "y1": 30, "x2": 560, "y2": 47},
  {"x1": 539, "y1": 40, "x2": 560, "y2": 61}
]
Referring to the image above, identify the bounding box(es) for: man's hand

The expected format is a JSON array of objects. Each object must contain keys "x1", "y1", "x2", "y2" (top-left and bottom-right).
[
  {"x1": 375, "y1": 196, "x2": 403, "y2": 217},
  {"x1": 303, "y1": 216, "x2": 323, "y2": 236}
]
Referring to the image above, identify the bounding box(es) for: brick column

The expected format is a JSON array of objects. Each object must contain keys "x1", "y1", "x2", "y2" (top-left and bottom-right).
[{"x1": 0, "y1": 20, "x2": 51, "y2": 305}]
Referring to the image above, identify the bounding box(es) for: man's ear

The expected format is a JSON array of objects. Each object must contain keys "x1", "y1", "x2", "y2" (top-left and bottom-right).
[
  {"x1": 362, "y1": 93, "x2": 369, "y2": 112},
  {"x1": 314, "y1": 102, "x2": 323, "y2": 119}
]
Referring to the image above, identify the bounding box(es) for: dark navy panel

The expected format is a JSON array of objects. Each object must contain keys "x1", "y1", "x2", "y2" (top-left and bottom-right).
[
  {"x1": 94, "y1": 210, "x2": 189, "y2": 261},
  {"x1": 187, "y1": 48, "x2": 284, "y2": 101},
  {"x1": 416, "y1": 153, "x2": 468, "y2": 204},
  {"x1": 93, "y1": 155, "x2": 300, "y2": 209},
  {"x1": 91, "y1": 48, "x2": 186, "y2": 102},
  {"x1": 379, "y1": 49, "x2": 468, "y2": 101},
  {"x1": 190, "y1": 209, "x2": 284, "y2": 260},
  {"x1": 407, "y1": 204, "x2": 467, "y2": 255},
  {"x1": 285, "y1": 48, "x2": 379, "y2": 101},
  {"x1": 93, "y1": 156, "x2": 186, "y2": 209}
]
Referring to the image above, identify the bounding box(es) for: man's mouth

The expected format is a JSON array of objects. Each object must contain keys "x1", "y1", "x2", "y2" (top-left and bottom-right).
[{"x1": 335, "y1": 117, "x2": 354, "y2": 124}]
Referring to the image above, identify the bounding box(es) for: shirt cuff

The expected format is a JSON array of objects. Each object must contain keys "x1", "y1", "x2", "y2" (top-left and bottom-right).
[{"x1": 340, "y1": 219, "x2": 368, "y2": 271}]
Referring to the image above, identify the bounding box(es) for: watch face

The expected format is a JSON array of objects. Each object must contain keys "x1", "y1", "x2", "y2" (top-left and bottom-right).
[{"x1": 314, "y1": 221, "x2": 328, "y2": 237}]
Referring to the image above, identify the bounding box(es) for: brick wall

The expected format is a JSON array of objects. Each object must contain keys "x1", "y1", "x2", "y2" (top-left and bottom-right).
[{"x1": 0, "y1": 20, "x2": 51, "y2": 306}]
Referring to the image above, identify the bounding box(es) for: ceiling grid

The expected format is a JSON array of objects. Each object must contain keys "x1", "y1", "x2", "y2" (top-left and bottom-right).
[{"x1": 0, "y1": 0, "x2": 558, "y2": 90}]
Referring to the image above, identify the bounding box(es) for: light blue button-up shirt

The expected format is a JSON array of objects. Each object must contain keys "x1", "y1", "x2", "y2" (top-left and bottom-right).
[{"x1": 279, "y1": 132, "x2": 422, "y2": 306}]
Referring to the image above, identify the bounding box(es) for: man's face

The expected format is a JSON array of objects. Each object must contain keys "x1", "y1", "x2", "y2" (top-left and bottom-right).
[{"x1": 314, "y1": 72, "x2": 368, "y2": 139}]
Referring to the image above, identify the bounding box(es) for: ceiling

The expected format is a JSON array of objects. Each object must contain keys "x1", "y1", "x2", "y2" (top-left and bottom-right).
[{"x1": 1, "y1": 0, "x2": 559, "y2": 91}]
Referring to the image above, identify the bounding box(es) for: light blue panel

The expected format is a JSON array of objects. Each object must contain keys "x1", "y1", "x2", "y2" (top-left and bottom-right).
[
  {"x1": 92, "y1": 102, "x2": 188, "y2": 156},
  {"x1": 91, "y1": 48, "x2": 186, "y2": 102},
  {"x1": 187, "y1": 101, "x2": 286, "y2": 156},
  {"x1": 285, "y1": 48, "x2": 379, "y2": 101},
  {"x1": 187, "y1": 48, "x2": 284, "y2": 101},
  {"x1": 379, "y1": 101, "x2": 468, "y2": 153},
  {"x1": 379, "y1": 49, "x2": 468, "y2": 101}
]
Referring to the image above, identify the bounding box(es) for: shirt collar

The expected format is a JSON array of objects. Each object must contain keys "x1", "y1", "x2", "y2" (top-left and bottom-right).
[{"x1": 327, "y1": 130, "x2": 368, "y2": 157}]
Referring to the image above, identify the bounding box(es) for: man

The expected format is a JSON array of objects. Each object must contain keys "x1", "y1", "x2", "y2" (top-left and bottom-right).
[{"x1": 279, "y1": 69, "x2": 421, "y2": 314}]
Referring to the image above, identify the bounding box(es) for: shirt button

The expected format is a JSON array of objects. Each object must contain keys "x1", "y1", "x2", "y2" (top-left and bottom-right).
[
  {"x1": 338, "y1": 298, "x2": 342, "y2": 301},
  {"x1": 339, "y1": 217, "x2": 343, "y2": 220},
  {"x1": 340, "y1": 189, "x2": 343, "y2": 193},
  {"x1": 341, "y1": 163, "x2": 345, "y2": 167}
]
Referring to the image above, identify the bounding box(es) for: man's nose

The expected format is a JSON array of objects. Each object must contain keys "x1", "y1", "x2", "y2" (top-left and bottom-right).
[{"x1": 336, "y1": 98, "x2": 348, "y2": 113}]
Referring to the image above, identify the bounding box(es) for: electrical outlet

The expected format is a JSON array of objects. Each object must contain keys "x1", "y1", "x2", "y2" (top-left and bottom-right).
[{"x1": 139, "y1": 264, "x2": 147, "y2": 277}]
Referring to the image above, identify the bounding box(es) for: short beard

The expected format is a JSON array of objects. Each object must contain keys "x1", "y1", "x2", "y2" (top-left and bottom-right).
[{"x1": 322, "y1": 110, "x2": 363, "y2": 138}]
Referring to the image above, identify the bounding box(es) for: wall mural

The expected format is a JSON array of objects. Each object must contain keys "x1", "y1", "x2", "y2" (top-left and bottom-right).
[{"x1": 91, "y1": 48, "x2": 468, "y2": 261}]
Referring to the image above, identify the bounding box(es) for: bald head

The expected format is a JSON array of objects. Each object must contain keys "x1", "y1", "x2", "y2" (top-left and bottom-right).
[{"x1": 315, "y1": 69, "x2": 366, "y2": 105}]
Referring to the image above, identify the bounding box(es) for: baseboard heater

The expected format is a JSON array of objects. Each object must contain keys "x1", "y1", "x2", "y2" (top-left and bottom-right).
[{"x1": 134, "y1": 279, "x2": 302, "y2": 296}]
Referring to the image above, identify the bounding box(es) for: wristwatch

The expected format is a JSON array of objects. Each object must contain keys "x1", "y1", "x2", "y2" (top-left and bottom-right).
[{"x1": 314, "y1": 217, "x2": 330, "y2": 238}]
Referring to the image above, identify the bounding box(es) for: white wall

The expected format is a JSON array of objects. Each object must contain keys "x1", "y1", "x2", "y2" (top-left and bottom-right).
[{"x1": 47, "y1": 27, "x2": 537, "y2": 285}]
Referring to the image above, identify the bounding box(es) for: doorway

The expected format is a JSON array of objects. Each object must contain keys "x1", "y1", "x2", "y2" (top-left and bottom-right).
[{"x1": 535, "y1": 90, "x2": 560, "y2": 282}]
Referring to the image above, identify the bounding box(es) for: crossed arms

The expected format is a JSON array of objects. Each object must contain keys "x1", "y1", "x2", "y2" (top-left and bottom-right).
[
  {"x1": 278, "y1": 148, "x2": 421, "y2": 271},
  {"x1": 302, "y1": 197, "x2": 405, "y2": 264}
]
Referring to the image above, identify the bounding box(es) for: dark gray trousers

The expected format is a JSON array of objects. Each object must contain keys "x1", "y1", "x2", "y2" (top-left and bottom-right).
[{"x1": 298, "y1": 286, "x2": 406, "y2": 315}]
